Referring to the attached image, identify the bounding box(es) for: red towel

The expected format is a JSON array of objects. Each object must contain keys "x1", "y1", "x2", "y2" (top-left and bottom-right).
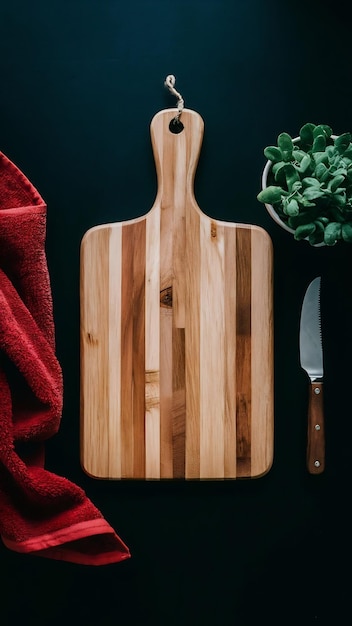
[{"x1": 0, "y1": 151, "x2": 131, "y2": 565}]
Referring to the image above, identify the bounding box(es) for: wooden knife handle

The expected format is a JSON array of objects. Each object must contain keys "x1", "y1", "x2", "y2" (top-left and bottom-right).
[{"x1": 306, "y1": 381, "x2": 325, "y2": 474}]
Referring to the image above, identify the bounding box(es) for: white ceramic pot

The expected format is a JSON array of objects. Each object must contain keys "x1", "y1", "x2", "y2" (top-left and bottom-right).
[
  {"x1": 261, "y1": 134, "x2": 337, "y2": 247},
  {"x1": 261, "y1": 157, "x2": 296, "y2": 235}
]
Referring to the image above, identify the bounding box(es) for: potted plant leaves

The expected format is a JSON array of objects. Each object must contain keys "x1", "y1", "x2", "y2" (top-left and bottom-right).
[{"x1": 257, "y1": 123, "x2": 352, "y2": 246}]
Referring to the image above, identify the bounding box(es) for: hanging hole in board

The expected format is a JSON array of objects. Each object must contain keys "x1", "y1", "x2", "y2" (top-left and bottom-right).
[{"x1": 169, "y1": 118, "x2": 184, "y2": 134}]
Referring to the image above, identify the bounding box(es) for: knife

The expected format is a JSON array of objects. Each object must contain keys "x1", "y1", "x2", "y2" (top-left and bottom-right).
[{"x1": 299, "y1": 276, "x2": 325, "y2": 474}]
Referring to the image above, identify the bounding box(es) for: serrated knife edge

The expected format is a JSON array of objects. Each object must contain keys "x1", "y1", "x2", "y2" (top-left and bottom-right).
[
  {"x1": 299, "y1": 276, "x2": 325, "y2": 474},
  {"x1": 299, "y1": 276, "x2": 323, "y2": 381}
]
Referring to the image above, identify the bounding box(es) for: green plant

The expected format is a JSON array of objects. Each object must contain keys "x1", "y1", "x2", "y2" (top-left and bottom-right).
[{"x1": 257, "y1": 123, "x2": 352, "y2": 245}]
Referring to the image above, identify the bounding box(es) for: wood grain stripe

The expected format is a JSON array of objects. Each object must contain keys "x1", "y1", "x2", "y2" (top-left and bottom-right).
[
  {"x1": 159, "y1": 131, "x2": 175, "y2": 478},
  {"x1": 108, "y1": 227, "x2": 122, "y2": 478},
  {"x1": 236, "y1": 227, "x2": 251, "y2": 477},
  {"x1": 120, "y1": 224, "x2": 135, "y2": 479},
  {"x1": 131, "y1": 220, "x2": 146, "y2": 478},
  {"x1": 171, "y1": 134, "x2": 187, "y2": 477},
  {"x1": 172, "y1": 327, "x2": 186, "y2": 477},
  {"x1": 224, "y1": 226, "x2": 237, "y2": 478},
  {"x1": 185, "y1": 206, "x2": 200, "y2": 478},
  {"x1": 251, "y1": 227, "x2": 274, "y2": 476},
  {"x1": 145, "y1": 207, "x2": 161, "y2": 479},
  {"x1": 173, "y1": 131, "x2": 187, "y2": 329},
  {"x1": 199, "y1": 216, "x2": 225, "y2": 479},
  {"x1": 160, "y1": 306, "x2": 173, "y2": 477},
  {"x1": 80, "y1": 227, "x2": 110, "y2": 478}
]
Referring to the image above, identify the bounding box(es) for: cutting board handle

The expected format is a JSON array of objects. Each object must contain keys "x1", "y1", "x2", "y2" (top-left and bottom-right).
[{"x1": 150, "y1": 108, "x2": 204, "y2": 214}]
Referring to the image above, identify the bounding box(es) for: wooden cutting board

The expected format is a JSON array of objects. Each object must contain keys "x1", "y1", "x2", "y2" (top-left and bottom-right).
[{"x1": 80, "y1": 107, "x2": 274, "y2": 480}]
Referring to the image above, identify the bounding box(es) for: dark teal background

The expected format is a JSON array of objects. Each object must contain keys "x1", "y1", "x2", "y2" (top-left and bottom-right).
[{"x1": 1, "y1": 1, "x2": 352, "y2": 624}]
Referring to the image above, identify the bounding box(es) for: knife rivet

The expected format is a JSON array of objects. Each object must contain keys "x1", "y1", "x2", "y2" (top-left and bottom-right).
[
  {"x1": 314, "y1": 387, "x2": 321, "y2": 395},
  {"x1": 314, "y1": 460, "x2": 321, "y2": 467},
  {"x1": 315, "y1": 424, "x2": 321, "y2": 431}
]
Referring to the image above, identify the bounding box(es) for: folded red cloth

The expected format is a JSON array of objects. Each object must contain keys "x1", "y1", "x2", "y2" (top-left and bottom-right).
[{"x1": 0, "y1": 151, "x2": 131, "y2": 565}]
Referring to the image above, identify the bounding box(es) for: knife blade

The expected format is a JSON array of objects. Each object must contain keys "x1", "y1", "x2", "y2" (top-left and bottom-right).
[{"x1": 299, "y1": 276, "x2": 325, "y2": 474}]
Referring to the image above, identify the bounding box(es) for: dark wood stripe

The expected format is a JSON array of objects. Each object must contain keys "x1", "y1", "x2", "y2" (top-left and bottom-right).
[
  {"x1": 131, "y1": 220, "x2": 146, "y2": 478},
  {"x1": 235, "y1": 228, "x2": 251, "y2": 477},
  {"x1": 172, "y1": 327, "x2": 186, "y2": 478}
]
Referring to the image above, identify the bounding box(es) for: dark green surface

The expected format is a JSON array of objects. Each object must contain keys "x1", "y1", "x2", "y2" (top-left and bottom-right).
[{"x1": 1, "y1": 1, "x2": 352, "y2": 624}]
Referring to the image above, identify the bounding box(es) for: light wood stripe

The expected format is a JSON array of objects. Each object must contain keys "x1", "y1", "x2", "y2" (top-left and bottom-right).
[
  {"x1": 145, "y1": 206, "x2": 161, "y2": 479},
  {"x1": 108, "y1": 227, "x2": 122, "y2": 478},
  {"x1": 199, "y1": 216, "x2": 225, "y2": 479},
  {"x1": 235, "y1": 227, "x2": 252, "y2": 477},
  {"x1": 158, "y1": 118, "x2": 175, "y2": 478},
  {"x1": 185, "y1": 205, "x2": 201, "y2": 479},
  {"x1": 172, "y1": 131, "x2": 187, "y2": 329},
  {"x1": 80, "y1": 227, "x2": 110, "y2": 478},
  {"x1": 251, "y1": 227, "x2": 274, "y2": 477}
]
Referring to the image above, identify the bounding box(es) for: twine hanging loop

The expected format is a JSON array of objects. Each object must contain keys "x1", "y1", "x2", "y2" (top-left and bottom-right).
[{"x1": 164, "y1": 74, "x2": 184, "y2": 123}]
